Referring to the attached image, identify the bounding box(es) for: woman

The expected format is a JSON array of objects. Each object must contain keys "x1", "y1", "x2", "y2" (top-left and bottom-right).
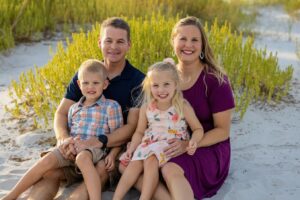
[
  {"x1": 160, "y1": 16, "x2": 235, "y2": 200},
  {"x1": 119, "y1": 16, "x2": 235, "y2": 200}
]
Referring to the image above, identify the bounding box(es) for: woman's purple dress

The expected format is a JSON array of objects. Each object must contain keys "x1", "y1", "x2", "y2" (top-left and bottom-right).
[{"x1": 169, "y1": 71, "x2": 235, "y2": 199}]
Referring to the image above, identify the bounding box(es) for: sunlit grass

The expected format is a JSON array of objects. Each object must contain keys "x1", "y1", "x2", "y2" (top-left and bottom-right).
[
  {"x1": 0, "y1": 0, "x2": 251, "y2": 52},
  {"x1": 5, "y1": 15, "x2": 293, "y2": 127}
]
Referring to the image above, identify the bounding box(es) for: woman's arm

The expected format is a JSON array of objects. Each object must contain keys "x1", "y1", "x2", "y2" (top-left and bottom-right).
[
  {"x1": 198, "y1": 109, "x2": 233, "y2": 147},
  {"x1": 183, "y1": 102, "x2": 204, "y2": 146},
  {"x1": 165, "y1": 108, "x2": 233, "y2": 157}
]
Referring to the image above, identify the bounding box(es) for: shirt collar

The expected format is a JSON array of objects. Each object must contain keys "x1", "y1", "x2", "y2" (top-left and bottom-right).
[
  {"x1": 78, "y1": 95, "x2": 106, "y2": 107},
  {"x1": 109, "y1": 59, "x2": 133, "y2": 82}
]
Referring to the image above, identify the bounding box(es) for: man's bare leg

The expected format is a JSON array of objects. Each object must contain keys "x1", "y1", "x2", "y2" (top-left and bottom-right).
[{"x1": 27, "y1": 168, "x2": 64, "y2": 200}]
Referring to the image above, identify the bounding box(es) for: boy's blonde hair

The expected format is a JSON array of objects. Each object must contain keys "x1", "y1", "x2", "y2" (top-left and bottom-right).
[
  {"x1": 142, "y1": 61, "x2": 185, "y2": 117},
  {"x1": 78, "y1": 59, "x2": 107, "y2": 81}
]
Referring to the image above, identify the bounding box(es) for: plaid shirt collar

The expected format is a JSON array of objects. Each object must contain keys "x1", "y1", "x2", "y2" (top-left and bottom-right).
[{"x1": 77, "y1": 95, "x2": 106, "y2": 108}]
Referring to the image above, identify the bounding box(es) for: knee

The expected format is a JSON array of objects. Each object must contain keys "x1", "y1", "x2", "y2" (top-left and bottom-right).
[
  {"x1": 75, "y1": 150, "x2": 92, "y2": 167},
  {"x1": 119, "y1": 162, "x2": 126, "y2": 174},
  {"x1": 38, "y1": 152, "x2": 58, "y2": 169},
  {"x1": 144, "y1": 155, "x2": 158, "y2": 168},
  {"x1": 161, "y1": 163, "x2": 183, "y2": 182}
]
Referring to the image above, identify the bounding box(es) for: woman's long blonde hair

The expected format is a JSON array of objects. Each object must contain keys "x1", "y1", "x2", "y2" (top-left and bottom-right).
[
  {"x1": 142, "y1": 61, "x2": 185, "y2": 117},
  {"x1": 171, "y1": 16, "x2": 226, "y2": 84}
]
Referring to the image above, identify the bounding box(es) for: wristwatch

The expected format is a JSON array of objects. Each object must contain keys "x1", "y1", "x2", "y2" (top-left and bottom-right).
[{"x1": 97, "y1": 135, "x2": 108, "y2": 149}]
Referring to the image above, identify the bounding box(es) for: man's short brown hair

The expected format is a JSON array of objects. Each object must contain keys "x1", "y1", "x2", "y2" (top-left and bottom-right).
[{"x1": 101, "y1": 17, "x2": 130, "y2": 41}]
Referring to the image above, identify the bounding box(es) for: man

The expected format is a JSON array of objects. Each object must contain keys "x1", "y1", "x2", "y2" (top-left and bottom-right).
[{"x1": 28, "y1": 17, "x2": 145, "y2": 200}]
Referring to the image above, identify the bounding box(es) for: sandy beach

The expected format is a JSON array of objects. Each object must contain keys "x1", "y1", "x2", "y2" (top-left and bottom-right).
[{"x1": 0, "y1": 6, "x2": 299, "y2": 200}]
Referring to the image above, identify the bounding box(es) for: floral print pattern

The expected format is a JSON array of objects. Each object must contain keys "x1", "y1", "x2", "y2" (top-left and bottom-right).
[{"x1": 131, "y1": 102, "x2": 189, "y2": 166}]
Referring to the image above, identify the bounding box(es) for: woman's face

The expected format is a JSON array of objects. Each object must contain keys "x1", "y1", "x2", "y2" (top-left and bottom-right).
[{"x1": 173, "y1": 25, "x2": 202, "y2": 65}]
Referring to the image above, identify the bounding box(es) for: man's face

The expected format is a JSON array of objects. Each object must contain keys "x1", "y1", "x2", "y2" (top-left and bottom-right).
[{"x1": 99, "y1": 26, "x2": 130, "y2": 64}]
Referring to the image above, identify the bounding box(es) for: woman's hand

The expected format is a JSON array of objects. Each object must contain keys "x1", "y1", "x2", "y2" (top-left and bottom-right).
[{"x1": 164, "y1": 138, "x2": 189, "y2": 158}]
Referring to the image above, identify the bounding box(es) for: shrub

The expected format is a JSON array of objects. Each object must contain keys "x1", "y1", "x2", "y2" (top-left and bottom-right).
[{"x1": 6, "y1": 15, "x2": 293, "y2": 127}]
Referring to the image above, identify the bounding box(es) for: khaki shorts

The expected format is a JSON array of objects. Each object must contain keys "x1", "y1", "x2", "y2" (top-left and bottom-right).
[{"x1": 50, "y1": 147, "x2": 105, "y2": 185}]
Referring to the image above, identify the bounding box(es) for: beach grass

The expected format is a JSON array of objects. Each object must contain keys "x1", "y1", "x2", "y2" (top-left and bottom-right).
[
  {"x1": 5, "y1": 15, "x2": 293, "y2": 128},
  {"x1": 0, "y1": 0, "x2": 251, "y2": 52}
]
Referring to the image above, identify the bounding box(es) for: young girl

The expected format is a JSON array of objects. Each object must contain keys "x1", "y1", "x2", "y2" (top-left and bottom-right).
[{"x1": 113, "y1": 61, "x2": 204, "y2": 200}]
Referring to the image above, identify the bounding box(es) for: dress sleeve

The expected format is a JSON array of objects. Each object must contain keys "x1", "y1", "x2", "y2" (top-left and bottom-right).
[
  {"x1": 64, "y1": 72, "x2": 82, "y2": 102},
  {"x1": 208, "y1": 76, "x2": 235, "y2": 113},
  {"x1": 107, "y1": 101, "x2": 124, "y2": 133}
]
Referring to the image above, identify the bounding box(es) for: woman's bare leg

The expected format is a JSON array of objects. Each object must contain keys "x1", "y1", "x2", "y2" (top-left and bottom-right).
[{"x1": 161, "y1": 162, "x2": 194, "y2": 200}]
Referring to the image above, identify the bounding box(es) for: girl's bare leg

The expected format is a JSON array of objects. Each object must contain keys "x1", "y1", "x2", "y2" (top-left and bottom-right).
[
  {"x1": 119, "y1": 163, "x2": 171, "y2": 200},
  {"x1": 161, "y1": 162, "x2": 194, "y2": 200},
  {"x1": 140, "y1": 155, "x2": 159, "y2": 200},
  {"x1": 2, "y1": 152, "x2": 59, "y2": 200},
  {"x1": 75, "y1": 150, "x2": 101, "y2": 200},
  {"x1": 113, "y1": 160, "x2": 143, "y2": 200}
]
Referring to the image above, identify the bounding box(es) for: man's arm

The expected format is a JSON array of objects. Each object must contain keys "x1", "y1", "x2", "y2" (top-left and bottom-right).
[
  {"x1": 83, "y1": 107, "x2": 139, "y2": 148},
  {"x1": 54, "y1": 98, "x2": 76, "y2": 142},
  {"x1": 106, "y1": 107, "x2": 139, "y2": 147}
]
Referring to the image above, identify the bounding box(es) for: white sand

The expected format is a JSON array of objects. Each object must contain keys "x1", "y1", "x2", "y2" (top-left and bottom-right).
[{"x1": 0, "y1": 6, "x2": 300, "y2": 200}]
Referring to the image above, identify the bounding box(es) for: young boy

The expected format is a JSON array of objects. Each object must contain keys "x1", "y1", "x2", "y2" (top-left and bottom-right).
[{"x1": 3, "y1": 59, "x2": 123, "y2": 200}]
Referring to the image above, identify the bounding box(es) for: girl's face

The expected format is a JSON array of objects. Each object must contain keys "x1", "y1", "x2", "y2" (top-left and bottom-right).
[
  {"x1": 173, "y1": 25, "x2": 202, "y2": 65},
  {"x1": 150, "y1": 70, "x2": 177, "y2": 105},
  {"x1": 77, "y1": 71, "x2": 108, "y2": 103}
]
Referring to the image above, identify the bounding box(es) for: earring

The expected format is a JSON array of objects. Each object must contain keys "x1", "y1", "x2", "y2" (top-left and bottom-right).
[{"x1": 199, "y1": 51, "x2": 204, "y2": 60}]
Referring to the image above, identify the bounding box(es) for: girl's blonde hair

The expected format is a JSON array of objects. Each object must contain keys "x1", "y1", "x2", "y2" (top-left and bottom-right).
[
  {"x1": 171, "y1": 16, "x2": 226, "y2": 84},
  {"x1": 142, "y1": 61, "x2": 185, "y2": 117}
]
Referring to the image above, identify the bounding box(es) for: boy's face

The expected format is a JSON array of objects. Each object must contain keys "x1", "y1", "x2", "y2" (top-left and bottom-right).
[
  {"x1": 99, "y1": 26, "x2": 130, "y2": 64},
  {"x1": 77, "y1": 71, "x2": 108, "y2": 103}
]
